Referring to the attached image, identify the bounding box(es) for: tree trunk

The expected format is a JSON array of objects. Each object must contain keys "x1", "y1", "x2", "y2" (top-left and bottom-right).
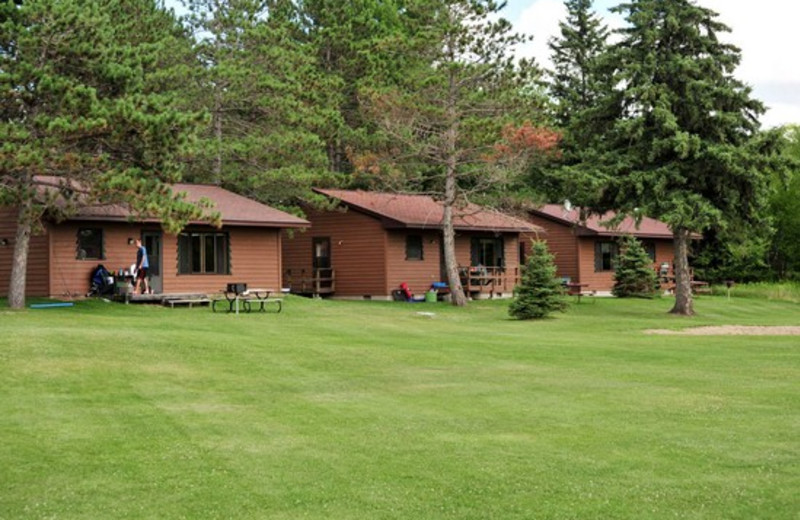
[
  {"x1": 669, "y1": 228, "x2": 694, "y2": 316},
  {"x1": 442, "y1": 61, "x2": 467, "y2": 307},
  {"x1": 8, "y1": 202, "x2": 33, "y2": 310},
  {"x1": 213, "y1": 86, "x2": 223, "y2": 184},
  {"x1": 442, "y1": 198, "x2": 467, "y2": 307}
]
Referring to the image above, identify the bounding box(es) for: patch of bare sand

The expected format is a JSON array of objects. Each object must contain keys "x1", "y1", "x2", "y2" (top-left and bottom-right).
[{"x1": 645, "y1": 325, "x2": 800, "y2": 336}]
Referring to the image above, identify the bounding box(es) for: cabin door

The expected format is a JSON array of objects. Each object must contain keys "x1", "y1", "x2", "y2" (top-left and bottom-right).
[
  {"x1": 471, "y1": 236, "x2": 504, "y2": 268},
  {"x1": 312, "y1": 237, "x2": 331, "y2": 270},
  {"x1": 142, "y1": 231, "x2": 163, "y2": 294}
]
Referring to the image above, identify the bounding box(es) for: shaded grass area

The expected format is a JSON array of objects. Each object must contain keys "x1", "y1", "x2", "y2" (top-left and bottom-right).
[{"x1": 1, "y1": 295, "x2": 798, "y2": 519}]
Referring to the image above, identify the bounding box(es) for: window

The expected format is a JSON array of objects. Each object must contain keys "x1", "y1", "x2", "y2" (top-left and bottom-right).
[
  {"x1": 594, "y1": 241, "x2": 619, "y2": 272},
  {"x1": 76, "y1": 228, "x2": 103, "y2": 260},
  {"x1": 178, "y1": 232, "x2": 229, "y2": 274},
  {"x1": 471, "y1": 236, "x2": 504, "y2": 267},
  {"x1": 405, "y1": 235, "x2": 423, "y2": 260}
]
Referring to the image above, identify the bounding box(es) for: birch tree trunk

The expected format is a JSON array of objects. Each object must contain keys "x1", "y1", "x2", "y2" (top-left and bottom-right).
[{"x1": 669, "y1": 228, "x2": 694, "y2": 316}]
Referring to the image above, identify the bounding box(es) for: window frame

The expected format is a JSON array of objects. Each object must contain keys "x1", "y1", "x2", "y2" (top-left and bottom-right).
[
  {"x1": 594, "y1": 240, "x2": 619, "y2": 272},
  {"x1": 76, "y1": 227, "x2": 104, "y2": 260},
  {"x1": 470, "y1": 236, "x2": 505, "y2": 268},
  {"x1": 405, "y1": 234, "x2": 424, "y2": 261},
  {"x1": 177, "y1": 231, "x2": 230, "y2": 275}
]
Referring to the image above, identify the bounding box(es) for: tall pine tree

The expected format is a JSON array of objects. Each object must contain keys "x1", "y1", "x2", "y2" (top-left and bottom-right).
[
  {"x1": 297, "y1": 0, "x2": 411, "y2": 176},
  {"x1": 361, "y1": 0, "x2": 540, "y2": 306},
  {"x1": 179, "y1": 0, "x2": 333, "y2": 208},
  {"x1": 590, "y1": 0, "x2": 784, "y2": 315},
  {"x1": 547, "y1": 0, "x2": 609, "y2": 130},
  {"x1": 1, "y1": 0, "x2": 206, "y2": 308},
  {"x1": 536, "y1": 0, "x2": 611, "y2": 208}
]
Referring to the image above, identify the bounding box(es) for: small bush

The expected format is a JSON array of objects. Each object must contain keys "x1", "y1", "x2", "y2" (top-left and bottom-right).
[{"x1": 509, "y1": 240, "x2": 567, "y2": 320}]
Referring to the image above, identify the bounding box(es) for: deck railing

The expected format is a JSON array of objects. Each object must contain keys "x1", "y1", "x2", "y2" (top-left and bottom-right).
[
  {"x1": 284, "y1": 268, "x2": 336, "y2": 296},
  {"x1": 459, "y1": 266, "x2": 520, "y2": 297}
]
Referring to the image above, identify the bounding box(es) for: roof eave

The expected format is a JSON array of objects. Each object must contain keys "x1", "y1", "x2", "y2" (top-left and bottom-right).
[{"x1": 65, "y1": 215, "x2": 309, "y2": 228}]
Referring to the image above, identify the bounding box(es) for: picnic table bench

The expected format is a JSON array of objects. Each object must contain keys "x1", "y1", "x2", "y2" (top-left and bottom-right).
[
  {"x1": 163, "y1": 297, "x2": 211, "y2": 308},
  {"x1": 211, "y1": 285, "x2": 282, "y2": 314}
]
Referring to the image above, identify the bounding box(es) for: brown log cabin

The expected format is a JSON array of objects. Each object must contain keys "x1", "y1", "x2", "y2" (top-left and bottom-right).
[
  {"x1": 282, "y1": 189, "x2": 542, "y2": 300},
  {"x1": 0, "y1": 183, "x2": 308, "y2": 299},
  {"x1": 521, "y1": 205, "x2": 677, "y2": 294}
]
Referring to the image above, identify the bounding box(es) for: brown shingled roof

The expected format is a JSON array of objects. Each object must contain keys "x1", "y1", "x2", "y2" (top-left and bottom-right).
[
  {"x1": 171, "y1": 184, "x2": 308, "y2": 228},
  {"x1": 315, "y1": 188, "x2": 540, "y2": 233},
  {"x1": 531, "y1": 204, "x2": 673, "y2": 238},
  {"x1": 43, "y1": 178, "x2": 308, "y2": 228}
]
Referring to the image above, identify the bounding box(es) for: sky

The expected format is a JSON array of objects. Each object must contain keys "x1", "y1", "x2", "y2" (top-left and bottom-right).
[
  {"x1": 504, "y1": 0, "x2": 799, "y2": 128},
  {"x1": 165, "y1": 0, "x2": 797, "y2": 128}
]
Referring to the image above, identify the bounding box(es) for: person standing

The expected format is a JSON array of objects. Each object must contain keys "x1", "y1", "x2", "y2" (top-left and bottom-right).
[{"x1": 133, "y1": 238, "x2": 150, "y2": 294}]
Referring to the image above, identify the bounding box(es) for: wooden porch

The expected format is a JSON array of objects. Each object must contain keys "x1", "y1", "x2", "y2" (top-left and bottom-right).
[
  {"x1": 283, "y1": 267, "x2": 336, "y2": 297},
  {"x1": 113, "y1": 292, "x2": 210, "y2": 305},
  {"x1": 459, "y1": 266, "x2": 520, "y2": 298}
]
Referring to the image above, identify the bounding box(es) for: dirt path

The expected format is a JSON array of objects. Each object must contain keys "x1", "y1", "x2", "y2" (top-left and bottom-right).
[{"x1": 645, "y1": 325, "x2": 800, "y2": 336}]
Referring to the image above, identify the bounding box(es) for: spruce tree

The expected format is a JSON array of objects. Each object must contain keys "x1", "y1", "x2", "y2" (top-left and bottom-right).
[
  {"x1": 509, "y1": 241, "x2": 567, "y2": 320},
  {"x1": 612, "y1": 236, "x2": 659, "y2": 298},
  {"x1": 538, "y1": 0, "x2": 612, "y2": 207},
  {"x1": 587, "y1": 0, "x2": 786, "y2": 315},
  {"x1": 548, "y1": 0, "x2": 609, "y2": 129}
]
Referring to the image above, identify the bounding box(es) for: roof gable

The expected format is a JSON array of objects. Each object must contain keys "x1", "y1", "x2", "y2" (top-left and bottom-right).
[{"x1": 315, "y1": 189, "x2": 540, "y2": 233}]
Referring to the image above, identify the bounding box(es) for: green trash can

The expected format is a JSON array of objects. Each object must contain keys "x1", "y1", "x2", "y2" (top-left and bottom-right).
[{"x1": 425, "y1": 290, "x2": 437, "y2": 303}]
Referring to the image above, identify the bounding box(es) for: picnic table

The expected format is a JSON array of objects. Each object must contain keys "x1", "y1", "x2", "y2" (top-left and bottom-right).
[
  {"x1": 566, "y1": 282, "x2": 596, "y2": 303},
  {"x1": 212, "y1": 285, "x2": 282, "y2": 314},
  {"x1": 664, "y1": 279, "x2": 712, "y2": 295}
]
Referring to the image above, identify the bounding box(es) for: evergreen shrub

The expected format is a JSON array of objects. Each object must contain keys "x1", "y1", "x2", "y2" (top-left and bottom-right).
[{"x1": 509, "y1": 240, "x2": 567, "y2": 320}]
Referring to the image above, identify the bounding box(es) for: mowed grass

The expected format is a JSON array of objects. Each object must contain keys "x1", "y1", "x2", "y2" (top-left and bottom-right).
[{"x1": 1, "y1": 294, "x2": 798, "y2": 519}]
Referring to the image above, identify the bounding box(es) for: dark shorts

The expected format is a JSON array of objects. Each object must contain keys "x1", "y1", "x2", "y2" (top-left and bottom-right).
[{"x1": 136, "y1": 268, "x2": 148, "y2": 280}]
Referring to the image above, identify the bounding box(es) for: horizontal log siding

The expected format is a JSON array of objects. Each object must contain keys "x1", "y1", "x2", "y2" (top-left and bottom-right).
[
  {"x1": 385, "y1": 230, "x2": 443, "y2": 296},
  {"x1": 522, "y1": 214, "x2": 579, "y2": 282},
  {"x1": 0, "y1": 207, "x2": 49, "y2": 297},
  {"x1": 46, "y1": 222, "x2": 280, "y2": 297},
  {"x1": 282, "y1": 208, "x2": 387, "y2": 298},
  {"x1": 47, "y1": 221, "x2": 141, "y2": 297},
  {"x1": 504, "y1": 234, "x2": 522, "y2": 290},
  {"x1": 577, "y1": 237, "x2": 675, "y2": 292},
  {"x1": 163, "y1": 227, "x2": 282, "y2": 294},
  {"x1": 656, "y1": 240, "x2": 676, "y2": 272}
]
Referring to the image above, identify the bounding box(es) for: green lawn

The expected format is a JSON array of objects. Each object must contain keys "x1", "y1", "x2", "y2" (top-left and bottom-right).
[{"x1": 1, "y1": 295, "x2": 798, "y2": 519}]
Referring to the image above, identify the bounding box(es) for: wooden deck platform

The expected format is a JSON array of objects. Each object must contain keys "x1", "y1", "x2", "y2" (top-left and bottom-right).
[{"x1": 114, "y1": 292, "x2": 209, "y2": 305}]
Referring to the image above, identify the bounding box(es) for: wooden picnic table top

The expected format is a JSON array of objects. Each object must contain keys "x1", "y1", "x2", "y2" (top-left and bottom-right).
[{"x1": 242, "y1": 288, "x2": 273, "y2": 296}]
